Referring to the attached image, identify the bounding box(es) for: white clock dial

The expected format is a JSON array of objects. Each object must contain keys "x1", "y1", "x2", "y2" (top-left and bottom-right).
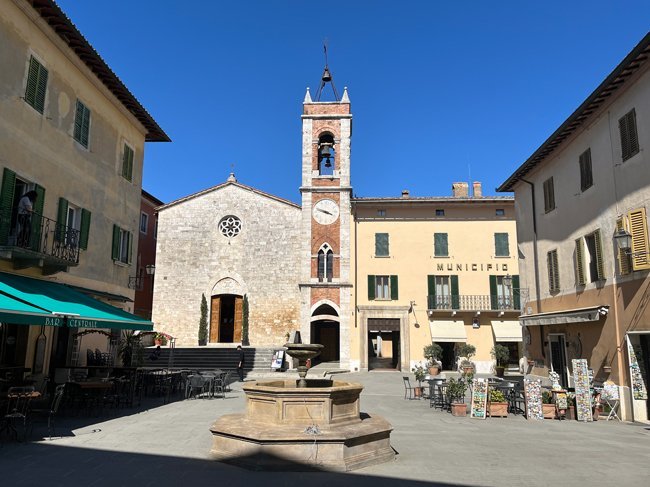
[{"x1": 312, "y1": 199, "x2": 340, "y2": 225}]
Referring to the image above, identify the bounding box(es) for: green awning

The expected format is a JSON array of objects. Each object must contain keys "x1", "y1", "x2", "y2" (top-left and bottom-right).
[{"x1": 0, "y1": 272, "x2": 152, "y2": 330}]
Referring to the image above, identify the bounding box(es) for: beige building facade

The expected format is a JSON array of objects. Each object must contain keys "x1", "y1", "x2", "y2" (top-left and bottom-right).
[
  {"x1": 499, "y1": 33, "x2": 650, "y2": 422},
  {"x1": 0, "y1": 1, "x2": 167, "y2": 380}
]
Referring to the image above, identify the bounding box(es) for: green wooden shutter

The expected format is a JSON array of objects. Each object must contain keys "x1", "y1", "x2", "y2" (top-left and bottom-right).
[
  {"x1": 575, "y1": 238, "x2": 586, "y2": 285},
  {"x1": 367, "y1": 275, "x2": 375, "y2": 300},
  {"x1": 79, "y1": 209, "x2": 91, "y2": 250},
  {"x1": 127, "y1": 231, "x2": 133, "y2": 264},
  {"x1": 0, "y1": 168, "x2": 16, "y2": 244},
  {"x1": 594, "y1": 229, "x2": 604, "y2": 281},
  {"x1": 55, "y1": 197, "x2": 68, "y2": 242},
  {"x1": 616, "y1": 217, "x2": 631, "y2": 275},
  {"x1": 111, "y1": 224, "x2": 120, "y2": 260},
  {"x1": 428, "y1": 275, "x2": 436, "y2": 309},
  {"x1": 628, "y1": 208, "x2": 650, "y2": 270},
  {"x1": 434, "y1": 233, "x2": 448, "y2": 256},
  {"x1": 122, "y1": 145, "x2": 134, "y2": 181},
  {"x1": 450, "y1": 275, "x2": 459, "y2": 310},
  {"x1": 489, "y1": 275, "x2": 498, "y2": 310},
  {"x1": 375, "y1": 233, "x2": 389, "y2": 256},
  {"x1": 495, "y1": 233, "x2": 509, "y2": 256},
  {"x1": 74, "y1": 100, "x2": 84, "y2": 142},
  {"x1": 34, "y1": 63, "x2": 48, "y2": 114},
  {"x1": 512, "y1": 275, "x2": 520, "y2": 310},
  {"x1": 81, "y1": 105, "x2": 90, "y2": 147},
  {"x1": 25, "y1": 57, "x2": 39, "y2": 108},
  {"x1": 29, "y1": 184, "x2": 45, "y2": 251},
  {"x1": 390, "y1": 275, "x2": 398, "y2": 300}
]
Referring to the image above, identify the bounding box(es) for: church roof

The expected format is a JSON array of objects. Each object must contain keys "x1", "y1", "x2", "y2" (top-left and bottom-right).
[{"x1": 157, "y1": 175, "x2": 301, "y2": 212}]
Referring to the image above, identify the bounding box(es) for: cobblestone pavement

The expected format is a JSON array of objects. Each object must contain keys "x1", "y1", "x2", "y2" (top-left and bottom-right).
[{"x1": 1, "y1": 371, "x2": 649, "y2": 487}]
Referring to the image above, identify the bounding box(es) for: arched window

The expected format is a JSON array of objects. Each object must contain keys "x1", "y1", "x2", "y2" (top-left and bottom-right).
[
  {"x1": 317, "y1": 243, "x2": 334, "y2": 282},
  {"x1": 318, "y1": 133, "x2": 335, "y2": 176}
]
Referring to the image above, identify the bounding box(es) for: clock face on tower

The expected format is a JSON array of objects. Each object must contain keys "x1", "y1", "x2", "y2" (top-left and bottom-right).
[{"x1": 312, "y1": 198, "x2": 340, "y2": 225}]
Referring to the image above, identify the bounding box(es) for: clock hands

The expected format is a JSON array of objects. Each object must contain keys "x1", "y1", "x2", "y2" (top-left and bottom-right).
[{"x1": 318, "y1": 208, "x2": 333, "y2": 215}]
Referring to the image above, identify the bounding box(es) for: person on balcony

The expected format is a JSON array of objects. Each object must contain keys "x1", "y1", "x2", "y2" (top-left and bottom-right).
[{"x1": 17, "y1": 190, "x2": 37, "y2": 247}]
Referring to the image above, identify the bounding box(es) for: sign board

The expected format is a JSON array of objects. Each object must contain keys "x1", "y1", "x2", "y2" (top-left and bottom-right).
[
  {"x1": 555, "y1": 391, "x2": 568, "y2": 410},
  {"x1": 627, "y1": 337, "x2": 648, "y2": 400},
  {"x1": 470, "y1": 378, "x2": 488, "y2": 419},
  {"x1": 524, "y1": 378, "x2": 543, "y2": 420},
  {"x1": 572, "y1": 359, "x2": 593, "y2": 422},
  {"x1": 602, "y1": 382, "x2": 619, "y2": 401},
  {"x1": 271, "y1": 350, "x2": 285, "y2": 370}
]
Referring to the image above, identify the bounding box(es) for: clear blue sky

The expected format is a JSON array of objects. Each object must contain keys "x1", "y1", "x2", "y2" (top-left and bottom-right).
[{"x1": 57, "y1": 0, "x2": 650, "y2": 205}]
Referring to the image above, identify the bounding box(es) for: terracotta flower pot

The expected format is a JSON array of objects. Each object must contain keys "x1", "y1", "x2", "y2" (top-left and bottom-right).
[
  {"x1": 154, "y1": 339, "x2": 163, "y2": 346},
  {"x1": 542, "y1": 403, "x2": 556, "y2": 419},
  {"x1": 488, "y1": 402, "x2": 509, "y2": 418},
  {"x1": 414, "y1": 386, "x2": 423, "y2": 398},
  {"x1": 451, "y1": 402, "x2": 467, "y2": 417},
  {"x1": 495, "y1": 366, "x2": 505, "y2": 378},
  {"x1": 428, "y1": 366, "x2": 440, "y2": 376}
]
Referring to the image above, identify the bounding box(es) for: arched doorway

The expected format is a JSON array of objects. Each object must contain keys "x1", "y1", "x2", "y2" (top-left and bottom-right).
[
  {"x1": 311, "y1": 303, "x2": 340, "y2": 364},
  {"x1": 210, "y1": 294, "x2": 243, "y2": 343}
]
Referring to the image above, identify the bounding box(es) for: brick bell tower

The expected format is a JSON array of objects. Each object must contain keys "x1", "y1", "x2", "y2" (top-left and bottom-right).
[{"x1": 299, "y1": 63, "x2": 352, "y2": 368}]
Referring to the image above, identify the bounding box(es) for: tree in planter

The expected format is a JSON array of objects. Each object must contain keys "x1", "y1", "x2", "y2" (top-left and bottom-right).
[
  {"x1": 423, "y1": 343, "x2": 443, "y2": 374},
  {"x1": 118, "y1": 330, "x2": 143, "y2": 367},
  {"x1": 198, "y1": 293, "x2": 208, "y2": 346},
  {"x1": 455, "y1": 343, "x2": 476, "y2": 371},
  {"x1": 491, "y1": 344, "x2": 510, "y2": 377},
  {"x1": 241, "y1": 294, "x2": 250, "y2": 346},
  {"x1": 411, "y1": 363, "x2": 427, "y2": 398}
]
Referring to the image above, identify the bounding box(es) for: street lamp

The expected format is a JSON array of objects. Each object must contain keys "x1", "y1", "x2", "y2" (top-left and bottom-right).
[
  {"x1": 145, "y1": 264, "x2": 156, "y2": 276},
  {"x1": 613, "y1": 228, "x2": 632, "y2": 252}
]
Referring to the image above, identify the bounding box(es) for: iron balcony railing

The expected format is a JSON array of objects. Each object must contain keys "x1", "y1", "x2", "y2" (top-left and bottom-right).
[
  {"x1": 427, "y1": 291, "x2": 526, "y2": 312},
  {"x1": 0, "y1": 206, "x2": 80, "y2": 265}
]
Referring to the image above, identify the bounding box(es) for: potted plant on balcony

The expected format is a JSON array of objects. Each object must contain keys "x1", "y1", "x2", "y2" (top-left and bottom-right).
[
  {"x1": 447, "y1": 377, "x2": 468, "y2": 416},
  {"x1": 455, "y1": 343, "x2": 476, "y2": 374},
  {"x1": 542, "y1": 390, "x2": 556, "y2": 419},
  {"x1": 153, "y1": 333, "x2": 167, "y2": 347},
  {"x1": 411, "y1": 363, "x2": 427, "y2": 398},
  {"x1": 423, "y1": 343, "x2": 443, "y2": 375},
  {"x1": 491, "y1": 344, "x2": 510, "y2": 378},
  {"x1": 488, "y1": 388, "x2": 509, "y2": 417},
  {"x1": 118, "y1": 330, "x2": 143, "y2": 367}
]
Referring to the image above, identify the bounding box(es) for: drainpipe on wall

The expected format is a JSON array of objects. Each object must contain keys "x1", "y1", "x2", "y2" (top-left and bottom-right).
[{"x1": 521, "y1": 179, "x2": 545, "y2": 358}]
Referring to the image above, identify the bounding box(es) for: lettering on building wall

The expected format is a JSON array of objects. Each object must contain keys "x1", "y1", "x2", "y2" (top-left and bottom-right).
[
  {"x1": 45, "y1": 317, "x2": 63, "y2": 326},
  {"x1": 437, "y1": 263, "x2": 509, "y2": 272},
  {"x1": 70, "y1": 319, "x2": 99, "y2": 328}
]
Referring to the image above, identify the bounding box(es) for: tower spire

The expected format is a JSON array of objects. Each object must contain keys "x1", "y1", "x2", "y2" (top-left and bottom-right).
[{"x1": 315, "y1": 42, "x2": 339, "y2": 101}]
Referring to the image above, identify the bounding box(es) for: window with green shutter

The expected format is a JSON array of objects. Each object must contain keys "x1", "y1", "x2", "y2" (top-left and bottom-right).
[
  {"x1": 390, "y1": 275, "x2": 399, "y2": 300},
  {"x1": 0, "y1": 168, "x2": 17, "y2": 244},
  {"x1": 24, "y1": 56, "x2": 48, "y2": 114},
  {"x1": 575, "y1": 237, "x2": 586, "y2": 285},
  {"x1": 543, "y1": 177, "x2": 555, "y2": 213},
  {"x1": 55, "y1": 197, "x2": 69, "y2": 243},
  {"x1": 579, "y1": 148, "x2": 593, "y2": 192},
  {"x1": 73, "y1": 100, "x2": 91, "y2": 148},
  {"x1": 375, "y1": 233, "x2": 389, "y2": 257},
  {"x1": 122, "y1": 144, "x2": 134, "y2": 181},
  {"x1": 434, "y1": 233, "x2": 448, "y2": 257},
  {"x1": 367, "y1": 275, "x2": 376, "y2": 300},
  {"x1": 450, "y1": 275, "x2": 459, "y2": 310},
  {"x1": 427, "y1": 275, "x2": 436, "y2": 309},
  {"x1": 494, "y1": 233, "x2": 509, "y2": 257},
  {"x1": 619, "y1": 109, "x2": 640, "y2": 162},
  {"x1": 547, "y1": 249, "x2": 560, "y2": 292},
  {"x1": 79, "y1": 209, "x2": 91, "y2": 250},
  {"x1": 112, "y1": 224, "x2": 131, "y2": 264}
]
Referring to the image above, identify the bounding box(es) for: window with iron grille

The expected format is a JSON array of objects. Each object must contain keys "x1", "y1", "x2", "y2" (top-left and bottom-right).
[
  {"x1": 375, "y1": 233, "x2": 389, "y2": 257},
  {"x1": 619, "y1": 109, "x2": 640, "y2": 162},
  {"x1": 543, "y1": 177, "x2": 555, "y2": 213},
  {"x1": 434, "y1": 233, "x2": 448, "y2": 257},
  {"x1": 547, "y1": 249, "x2": 560, "y2": 292},
  {"x1": 579, "y1": 148, "x2": 593, "y2": 192},
  {"x1": 24, "y1": 56, "x2": 48, "y2": 114},
  {"x1": 73, "y1": 100, "x2": 91, "y2": 148},
  {"x1": 494, "y1": 233, "x2": 509, "y2": 257}
]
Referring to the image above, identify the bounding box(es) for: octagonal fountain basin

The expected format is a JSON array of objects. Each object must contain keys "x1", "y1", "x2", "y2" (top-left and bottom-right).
[{"x1": 210, "y1": 379, "x2": 394, "y2": 471}]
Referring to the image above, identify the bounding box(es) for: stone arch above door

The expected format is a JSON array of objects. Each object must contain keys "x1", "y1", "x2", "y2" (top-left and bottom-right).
[{"x1": 209, "y1": 272, "x2": 248, "y2": 298}]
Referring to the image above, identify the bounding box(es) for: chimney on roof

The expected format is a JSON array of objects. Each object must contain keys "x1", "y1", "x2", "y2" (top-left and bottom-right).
[
  {"x1": 472, "y1": 182, "x2": 482, "y2": 198},
  {"x1": 452, "y1": 182, "x2": 469, "y2": 198},
  {"x1": 401, "y1": 189, "x2": 410, "y2": 198}
]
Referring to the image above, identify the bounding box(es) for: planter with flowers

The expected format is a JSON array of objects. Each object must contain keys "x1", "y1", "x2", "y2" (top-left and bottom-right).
[
  {"x1": 447, "y1": 377, "x2": 469, "y2": 416},
  {"x1": 423, "y1": 343, "x2": 443, "y2": 376},
  {"x1": 542, "y1": 390, "x2": 556, "y2": 419},
  {"x1": 411, "y1": 363, "x2": 427, "y2": 398},
  {"x1": 153, "y1": 332, "x2": 168, "y2": 346},
  {"x1": 488, "y1": 388, "x2": 509, "y2": 417}
]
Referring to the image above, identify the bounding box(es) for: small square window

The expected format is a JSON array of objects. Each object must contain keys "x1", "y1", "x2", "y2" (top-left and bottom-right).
[
  {"x1": 435, "y1": 209, "x2": 445, "y2": 217},
  {"x1": 496, "y1": 209, "x2": 505, "y2": 216},
  {"x1": 377, "y1": 209, "x2": 386, "y2": 217}
]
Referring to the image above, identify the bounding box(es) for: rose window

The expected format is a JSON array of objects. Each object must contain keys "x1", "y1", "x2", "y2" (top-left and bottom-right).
[{"x1": 218, "y1": 215, "x2": 242, "y2": 238}]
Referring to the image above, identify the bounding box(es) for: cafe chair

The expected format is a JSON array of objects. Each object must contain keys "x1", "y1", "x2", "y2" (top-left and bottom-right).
[
  {"x1": 402, "y1": 376, "x2": 416, "y2": 400},
  {"x1": 1, "y1": 386, "x2": 35, "y2": 441},
  {"x1": 186, "y1": 375, "x2": 207, "y2": 399},
  {"x1": 30, "y1": 384, "x2": 66, "y2": 440}
]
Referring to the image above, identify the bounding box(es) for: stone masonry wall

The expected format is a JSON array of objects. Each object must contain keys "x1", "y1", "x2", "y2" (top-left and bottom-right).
[{"x1": 152, "y1": 183, "x2": 302, "y2": 347}]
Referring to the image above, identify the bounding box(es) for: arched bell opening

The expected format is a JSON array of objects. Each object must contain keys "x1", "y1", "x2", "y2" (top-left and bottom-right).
[{"x1": 318, "y1": 133, "x2": 335, "y2": 176}]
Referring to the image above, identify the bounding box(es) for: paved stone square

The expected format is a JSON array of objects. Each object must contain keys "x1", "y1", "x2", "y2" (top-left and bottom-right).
[{"x1": 1, "y1": 371, "x2": 649, "y2": 487}]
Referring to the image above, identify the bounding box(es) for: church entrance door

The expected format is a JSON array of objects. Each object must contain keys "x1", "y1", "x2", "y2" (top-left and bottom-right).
[
  {"x1": 311, "y1": 320, "x2": 339, "y2": 364},
  {"x1": 210, "y1": 294, "x2": 243, "y2": 343}
]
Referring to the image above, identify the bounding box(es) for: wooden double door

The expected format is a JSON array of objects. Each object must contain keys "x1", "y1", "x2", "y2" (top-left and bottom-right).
[{"x1": 210, "y1": 294, "x2": 243, "y2": 343}]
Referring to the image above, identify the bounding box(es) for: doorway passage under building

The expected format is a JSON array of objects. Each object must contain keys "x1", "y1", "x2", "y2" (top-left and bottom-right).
[
  {"x1": 210, "y1": 294, "x2": 242, "y2": 343},
  {"x1": 368, "y1": 318, "x2": 400, "y2": 370},
  {"x1": 311, "y1": 304, "x2": 340, "y2": 364}
]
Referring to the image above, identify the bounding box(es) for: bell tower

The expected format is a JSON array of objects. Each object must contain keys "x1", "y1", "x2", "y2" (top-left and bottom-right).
[{"x1": 299, "y1": 62, "x2": 352, "y2": 368}]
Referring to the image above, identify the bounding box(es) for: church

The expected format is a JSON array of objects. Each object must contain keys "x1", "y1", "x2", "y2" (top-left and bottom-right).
[{"x1": 152, "y1": 70, "x2": 521, "y2": 373}]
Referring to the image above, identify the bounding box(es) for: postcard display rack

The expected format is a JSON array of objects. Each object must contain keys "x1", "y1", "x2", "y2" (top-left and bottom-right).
[
  {"x1": 524, "y1": 378, "x2": 543, "y2": 420},
  {"x1": 470, "y1": 378, "x2": 488, "y2": 419},
  {"x1": 572, "y1": 359, "x2": 593, "y2": 422}
]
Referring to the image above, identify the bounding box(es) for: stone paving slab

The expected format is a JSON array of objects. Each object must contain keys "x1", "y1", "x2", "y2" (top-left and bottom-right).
[{"x1": 1, "y1": 371, "x2": 649, "y2": 487}]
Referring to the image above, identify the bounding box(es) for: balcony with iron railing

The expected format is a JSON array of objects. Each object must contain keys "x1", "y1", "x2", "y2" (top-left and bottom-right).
[
  {"x1": 427, "y1": 290, "x2": 527, "y2": 313},
  {"x1": 0, "y1": 206, "x2": 80, "y2": 274}
]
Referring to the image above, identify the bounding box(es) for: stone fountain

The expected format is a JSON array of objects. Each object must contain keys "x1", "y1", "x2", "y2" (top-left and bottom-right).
[{"x1": 210, "y1": 341, "x2": 394, "y2": 471}]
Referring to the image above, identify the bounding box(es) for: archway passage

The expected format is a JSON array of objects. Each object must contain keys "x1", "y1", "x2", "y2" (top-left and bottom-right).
[
  {"x1": 311, "y1": 304, "x2": 340, "y2": 364},
  {"x1": 210, "y1": 294, "x2": 243, "y2": 343},
  {"x1": 367, "y1": 318, "x2": 400, "y2": 370}
]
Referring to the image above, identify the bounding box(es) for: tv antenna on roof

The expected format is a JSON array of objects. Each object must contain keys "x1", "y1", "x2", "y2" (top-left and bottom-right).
[{"x1": 315, "y1": 40, "x2": 339, "y2": 101}]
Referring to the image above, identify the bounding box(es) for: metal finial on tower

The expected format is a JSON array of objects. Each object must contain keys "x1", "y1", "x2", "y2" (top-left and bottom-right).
[{"x1": 315, "y1": 42, "x2": 339, "y2": 101}]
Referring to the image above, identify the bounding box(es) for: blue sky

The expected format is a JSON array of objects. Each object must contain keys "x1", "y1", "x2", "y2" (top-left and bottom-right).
[{"x1": 57, "y1": 1, "x2": 650, "y2": 205}]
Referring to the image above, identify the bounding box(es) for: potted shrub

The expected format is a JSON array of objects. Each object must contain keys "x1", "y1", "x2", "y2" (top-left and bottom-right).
[
  {"x1": 542, "y1": 390, "x2": 556, "y2": 419},
  {"x1": 565, "y1": 393, "x2": 576, "y2": 420},
  {"x1": 455, "y1": 343, "x2": 476, "y2": 374},
  {"x1": 423, "y1": 343, "x2": 443, "y2": 375},
  {"x1": 118, "y1": 331, "x2": 143, "y2": 367},
  {"x1": 491, "y1": 344, "x2": 510, "y2": 378},
  {"x1": 447, "y1": 378, "x2": 468, "y2": 416},
  {"x1": 488, "y1": 388, "x2": 509, "y2": 417},
  {"x1": 411, "y1": 363, "x2": 427, "y2": 398},
  {"x1": 153, "y1": 332, "x2": 167, "y2": 346}
]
